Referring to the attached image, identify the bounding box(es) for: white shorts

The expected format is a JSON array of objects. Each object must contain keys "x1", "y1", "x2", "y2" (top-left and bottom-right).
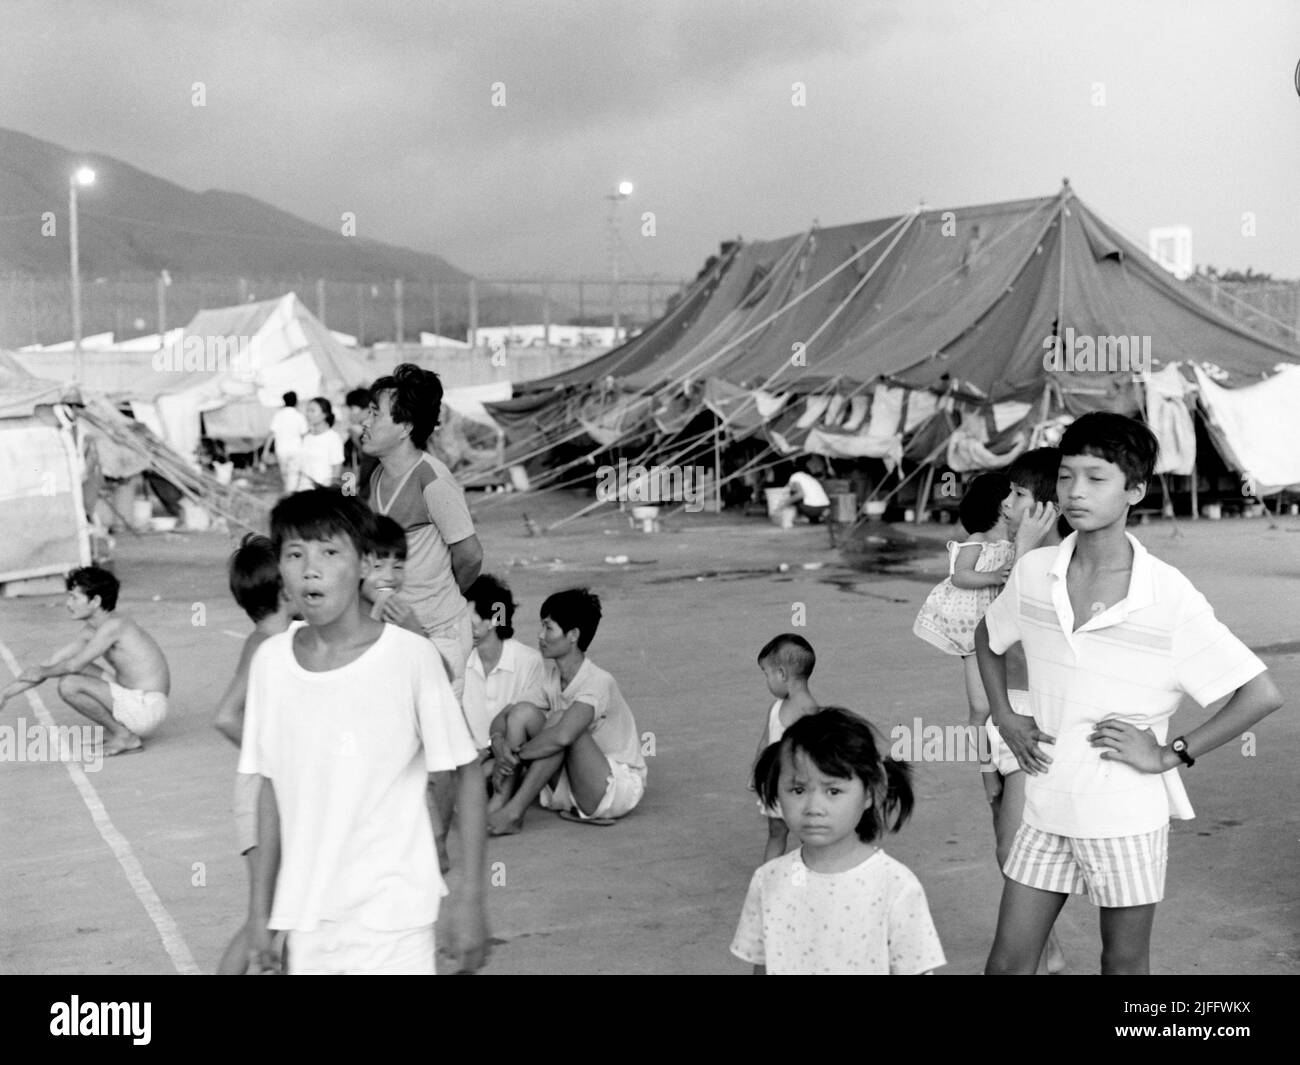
[
  {"x1": 287, "y1": 919, "x2": 436, "y2": 975},
  {"x1": 984, "y1": 688, "x2": 1035, "y2": 776},
  {"x1": 540, "y1": 757, "x2": 645, "y2": 821},
  {"x1": 108, "y1": 682, "x2": 167, "y2": 737},
  {"x1": 1003, "y1": 822, "x2": 1169, "y2": 908},
  {"x1": 233, "y1": 771, "x2": 260, "y2": 855},
  {"x1": 425, "y1": 610, "x2": 473, "y2": 702}
]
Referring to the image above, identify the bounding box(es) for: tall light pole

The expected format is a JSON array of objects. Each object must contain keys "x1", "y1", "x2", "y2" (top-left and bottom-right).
[
  {"x1": 69, "y1": 166, "x2": 96, "y2": 384},
  {"x1": 605, "y1": 180, "x2": 633, "y2": 343}
]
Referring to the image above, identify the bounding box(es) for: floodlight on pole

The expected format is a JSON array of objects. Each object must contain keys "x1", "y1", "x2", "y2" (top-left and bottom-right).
[
  {"x1": 69, "y1": 166, "x2": 96, "y2": 384},
  {"x1": 605, "y1": 181, "x2": 634, "y2": 342}
]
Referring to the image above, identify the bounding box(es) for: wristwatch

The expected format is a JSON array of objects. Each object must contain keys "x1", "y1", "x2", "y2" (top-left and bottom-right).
[{"x1": 1169, "y1": 736, "x2": 1195, "y2": 768}]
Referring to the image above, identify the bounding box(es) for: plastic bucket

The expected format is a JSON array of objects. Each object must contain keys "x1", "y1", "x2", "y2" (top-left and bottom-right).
[
  {"x1": 830, "y1": 492, "x2": 858, "y2": 523},
  {"x1": 765, "y1": 487, "x2": 797, "y2": 527},
  {"x1": 181, "y1": 500, "x2": 210, "y2": 531}
]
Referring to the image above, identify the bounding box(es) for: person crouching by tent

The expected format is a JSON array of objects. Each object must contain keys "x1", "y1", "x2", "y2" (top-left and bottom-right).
[{"x1": 785, "y1": 458, "x2": 831, "y2": 523}]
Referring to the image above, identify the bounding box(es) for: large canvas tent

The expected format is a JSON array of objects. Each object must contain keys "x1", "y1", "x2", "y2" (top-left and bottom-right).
[
  {"x1": 489, "y1": 184, "x2": 1300, "y2": 506},
  {"x1": 13, "y1": 293, "x2": 372, "y2": 462},
  {"x1": 0, "y1": 351, "x2": 90, "y2": 587}
]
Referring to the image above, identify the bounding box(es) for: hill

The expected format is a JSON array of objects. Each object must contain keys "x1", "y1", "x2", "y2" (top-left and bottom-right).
[{"x1": 0, "y1": 127, "x2": 471, "y2": 282}]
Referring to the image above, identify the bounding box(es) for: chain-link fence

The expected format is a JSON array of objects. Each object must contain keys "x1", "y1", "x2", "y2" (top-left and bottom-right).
[
  {"x1": 0, "y1": 274, "x2": 689, "y2": 349},
  {"x1": 1184, "y1": 277, "x2": 1300, "y2": 346}
]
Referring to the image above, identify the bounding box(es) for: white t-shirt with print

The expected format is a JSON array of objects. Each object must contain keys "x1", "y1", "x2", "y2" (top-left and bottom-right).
[
  {"x1": 731, "y1": 848, "x2": 946, "y2": 975},
  {"x1": 238, "y1": 624, "x2": 478, "y2": 933}
]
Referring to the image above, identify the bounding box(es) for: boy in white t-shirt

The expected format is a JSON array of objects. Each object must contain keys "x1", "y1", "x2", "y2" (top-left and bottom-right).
[
  {"x1": 239, "y1": 489, "x2": 489, "y2": 974},
  {"x1": 976, "y1": 413, "x2": 1283, "y2": 975},
  {"x1": 486, "y1": 587, "x2": 646, "y2": 835}
]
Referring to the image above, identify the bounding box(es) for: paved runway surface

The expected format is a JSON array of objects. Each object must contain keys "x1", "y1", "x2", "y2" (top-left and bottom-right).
[{"x1": 2, "y1": 494, "x2": 1297, "y2": 974}]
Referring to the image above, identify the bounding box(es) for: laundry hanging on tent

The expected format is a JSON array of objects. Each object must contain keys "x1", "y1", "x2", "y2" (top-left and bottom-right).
[
  {"x1": 946, "y1": 411, "x2": 1028, "y2": 472},
  {"x1": 904, "y1": 391, "x2": 939, "y2": 431},
  {"x1": 1143, "y1": 365, "x2": 1196, "y2": 476},
  {"x1": 823, "y1": 394, "x2": 847, "y2": 427},
  {"x1": 1192, "y1": 364, "x2": 1300, "y2": 494},
  {"x1": 840, "y1": 395, "x2": 869, "y2": 432},
  {"x1": 795, "y1": 395, "x2": 832, "y2": 429},
  {"x1": 991, "y1": 400, "x2": 1033, "y2": 433},
  {"x1": 753, "y1": 390, "x2": 788, "y2": 420},
  {"x1": 577, "y1": 394, "x2": 655, "y2": 446},
  {"x1": 865, "y1": 385, "x2": 905, "y2": 438},
  {"x1": 804, "y1": 424, "x2": 903, "y2": 468}
]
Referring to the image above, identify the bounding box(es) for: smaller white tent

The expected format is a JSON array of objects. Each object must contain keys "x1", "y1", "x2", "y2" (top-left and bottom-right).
[
  {"x1": 13, "y1": 294, "x2": 372, "y2": 462},
  {"x1": 0, "y1": 352, "x2": 90, "y2": 587}
]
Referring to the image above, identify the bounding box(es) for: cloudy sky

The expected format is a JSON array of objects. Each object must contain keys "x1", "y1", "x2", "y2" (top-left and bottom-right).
[{"x1": 3, "y1": 0, "x2": 1297, "y2": 282}]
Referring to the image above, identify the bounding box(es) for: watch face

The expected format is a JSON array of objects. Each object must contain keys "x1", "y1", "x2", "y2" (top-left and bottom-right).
[{"x1": 1172, "y1": 739, "x2": 1186, "y2": 752}]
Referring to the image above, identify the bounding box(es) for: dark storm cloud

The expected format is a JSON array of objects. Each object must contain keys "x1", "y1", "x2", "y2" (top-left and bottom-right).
[{"x1": 1, "y1": 1, "x2": 1297, "y2": 281}]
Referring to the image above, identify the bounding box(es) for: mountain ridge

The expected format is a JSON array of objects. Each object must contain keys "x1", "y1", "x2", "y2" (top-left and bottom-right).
[{"x1": 0, "y1": 126, "x2": 471, "y2": 283}]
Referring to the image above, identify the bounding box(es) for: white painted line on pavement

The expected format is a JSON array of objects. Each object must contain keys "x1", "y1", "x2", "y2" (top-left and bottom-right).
[{"x1": 0, "y1": 639, "x2": 202, "y2": 975}]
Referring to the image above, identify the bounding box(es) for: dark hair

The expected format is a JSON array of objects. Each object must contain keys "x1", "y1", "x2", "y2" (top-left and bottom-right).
[
  {"x1": 757, "y1": 633, "x2": 815, "y2": 679},
  {"x1": 66, "y1": 566, "x2": 119, "y2": 612},
  {"x1": 1006, "y1": 448, "x2": 1060, "y2": 505},
  {"x1": 1059, "y1": 412, "x2": 1157, "y2": 490},
  {"x1": 282, "y1": 391, "x2": 297, "y2": 407},
  {"x1": 308, "y1": 396, "x2": 335, "y2": 428},
  {"x1": 346, "y1": 387, "x2": 372, "y2": 409},
  {"x1": 540, "y1": 587, "x2": 601, "y2": 651},
  {"x1": 370, "y1": 363, "x2": 443, "y2": 450},
  {"x1": 366, "y1": 514, "x2": 408, "y2": 561},
  {"x1": 270, "y1": 488, "x2": 375, "y2": 558},
  {"x1": 468, "y1": 573, "x2": 517, "y2": 640},
  {"x1": 959, "y1": 472, "x2": 1011, "y2": 535},
  {"x1": 228, "y1": 533, "x2": 282, "y2": 622},
  {"x1": 753, "y1": 708, "x2": 914, "y2": 843}
]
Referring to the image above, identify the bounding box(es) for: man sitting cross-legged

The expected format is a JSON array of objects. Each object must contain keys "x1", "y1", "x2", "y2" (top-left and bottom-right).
[{"x1": 486, "y1": 587, "x2": 646, "y2": 835}]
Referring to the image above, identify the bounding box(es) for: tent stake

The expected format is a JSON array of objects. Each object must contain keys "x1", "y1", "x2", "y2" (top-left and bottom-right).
[
  {"x1": 916, "y1": 463, "x2": 935, "y2": 524},
  {"x1": 713, "y1": 420, "x2": 722, "y2": 513}
]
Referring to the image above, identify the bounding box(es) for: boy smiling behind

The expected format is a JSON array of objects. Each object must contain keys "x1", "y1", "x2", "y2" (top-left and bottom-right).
[
  {"x1": 976, "y1": 413, "x2": 1282, "y2": 975},
  {"x1": 239, "y1": 489, "x2": 488, "y2": 974}
]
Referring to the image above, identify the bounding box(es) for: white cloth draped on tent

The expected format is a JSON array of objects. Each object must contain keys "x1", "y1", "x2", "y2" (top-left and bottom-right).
[
  {"x1": 1192, "y1": 364, "x2": 1300, "y2": 494},
  {"x1": 946, "y1": 411, "x2": 1028, "y2": 472},
  {"x1": 1143, "y1": 366, "x2": 1196, "y2": 476}
]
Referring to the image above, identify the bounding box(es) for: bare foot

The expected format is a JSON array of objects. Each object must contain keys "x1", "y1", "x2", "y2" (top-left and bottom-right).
[
  {"x1": 104, "y1": 735, "x2": 144, "y2": 756},
  {"x1": 487, "y1": 810, "x2": 524, "y2": 837}
]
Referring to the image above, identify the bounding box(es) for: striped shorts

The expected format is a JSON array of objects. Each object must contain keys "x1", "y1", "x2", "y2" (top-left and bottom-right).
[{"x1": 1003, "y1": 822, "x2": 1169, "y2": 908}]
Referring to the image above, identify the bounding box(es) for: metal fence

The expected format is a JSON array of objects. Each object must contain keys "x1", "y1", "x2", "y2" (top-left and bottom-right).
[
  {"x1": 1184, "y1": 277, "x2": 1300, "y2": 345},
  {"x1": 0, "y1": 274, "x2": 689, "y2": 349}
]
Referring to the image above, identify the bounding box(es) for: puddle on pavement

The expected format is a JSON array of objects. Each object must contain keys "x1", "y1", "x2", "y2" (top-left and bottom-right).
[{"x1": 836, "y1": 528, "x2": 947, "y2": 583}]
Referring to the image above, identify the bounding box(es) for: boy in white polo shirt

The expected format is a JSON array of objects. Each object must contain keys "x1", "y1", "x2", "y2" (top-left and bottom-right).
[
  {"x1": 976, "y1": 413, "x2": 1282, "y2": 975},
  {"x1": 486, "y1": 587, "x2": 646, "y2": 835},
  {"x1": 239, "y1": 489, "x2": 488, "y2": 974},
  {"x1": 464, "y1": 573, "x2": 546, "y2": 752}
]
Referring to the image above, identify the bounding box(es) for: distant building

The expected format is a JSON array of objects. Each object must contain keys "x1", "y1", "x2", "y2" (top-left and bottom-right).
[
  {"x1": 1148, "y1": 226, "x2": 1193, "y2": 280},
  {"x1": 474, "y1": 324, "x2": 628, "y2": 349}
]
